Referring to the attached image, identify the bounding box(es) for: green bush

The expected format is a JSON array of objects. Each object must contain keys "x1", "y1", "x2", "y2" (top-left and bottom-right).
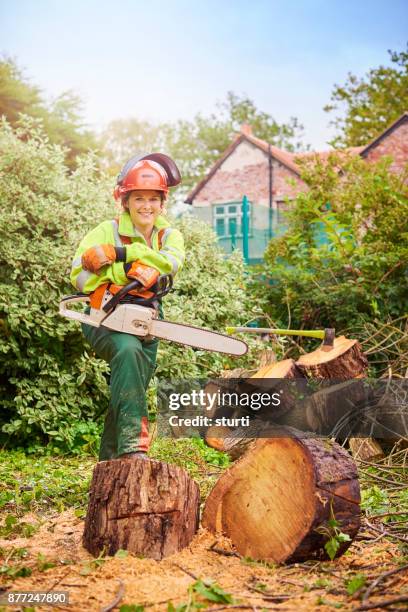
[
  {"x1": 260, "y1": 153, "x2": 408, "y2": 341},
  {"x1": 0, "y1": 118, "x2": 114, "y2": 450},
  {"x1": 0, "y1": 119, "x2": 263, "y2": 451},
  {"x1": 156, "y1": 214, "x2": 264, "y2": 379}
]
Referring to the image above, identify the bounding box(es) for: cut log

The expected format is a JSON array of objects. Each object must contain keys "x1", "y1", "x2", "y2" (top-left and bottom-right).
[
  {"x1": 83, "y1": 457, "x2": 199, "y2": 560},
  {"x1": 202, "y1": 432, "x2": 360, "y2": 563},
  {"x1": 304, "y1": 380, "x2": 372, "y2": 434},
  {"x1": 250, "y1": 358, "x2": 302, "y2": 381},
  {"x1": 296, "y1": 337, "x2": 382, "y2": 458},
  {"x1": 205, "y1": 425, "x2": 232, "y2": 452},
  {"x1": 216, "y1": 419, "x2": 265, "y2": 460},
  {"x1": 296, "y1": 336, "x2": 368, "y2": 379},
  {"x1": 205, "y1": 359, "x2": 304, "y2": 454},
  {"x1": 348, "y1": 438, "x2": 384, "y2": 462}
]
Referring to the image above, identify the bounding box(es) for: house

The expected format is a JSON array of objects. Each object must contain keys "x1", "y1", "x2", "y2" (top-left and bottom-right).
[{"x1": 185, "y1": 113, "x2": 408, "y2": 263}]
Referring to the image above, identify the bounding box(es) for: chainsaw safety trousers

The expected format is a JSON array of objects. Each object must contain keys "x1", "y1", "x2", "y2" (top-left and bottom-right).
[
  {"x1": 70, "y1": 211, "x2": 185, "y2": 293},
  {"x1": 82, "y1": 321, "x2": 159, "y2": 460}
]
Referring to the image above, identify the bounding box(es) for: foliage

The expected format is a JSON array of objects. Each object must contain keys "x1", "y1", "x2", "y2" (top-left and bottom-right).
[
  {"x1": 156, "y1": 215, "x2": 265, "y2": 380},
  {"x1": 345, "y1": 573, "x2": 366, "y2": 596},
  {"x1": 0, "y1": 119, "x2": 264, "y2": 450},
  {"x1": 315, "y1": 509, "x2": 351, "y2": 561},
  {"x1": 0, "y1": 451, "x2": 94, "y2": 515},
  {"x1": 101, "y1": 91, "x2": 306, "y2": 195},
  {"x1": 0, "y1": 57, "x2": 97, "y2": 167},
  {"x1": 168, "y1": 579, "x2": 235, "y2": 611},
  {"x1": 0, "y1": 117, "x2": 113, "y2": 451},
  {"x1": 324, "y1": 45, "x2": 408, "y2": 147},
  {"x1": 260, "y1": 153, "x2": 408, "y2": 358},
  {"x1": 361, "y1": 485, "x2": 390, "y2": 515}
]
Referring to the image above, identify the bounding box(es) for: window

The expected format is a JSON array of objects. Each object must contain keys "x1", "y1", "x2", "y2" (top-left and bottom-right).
[
  {"x1": 213, "y1": 202, "x2": 251, "y2": 238},
  {"x1": 275, "y1": 200, "x2": 291, "y2": 226}
]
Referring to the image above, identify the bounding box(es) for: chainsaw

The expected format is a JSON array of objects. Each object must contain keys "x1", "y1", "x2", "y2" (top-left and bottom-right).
[{"x1": 59, "y1": 275, "x2": 248, "y2": 356}]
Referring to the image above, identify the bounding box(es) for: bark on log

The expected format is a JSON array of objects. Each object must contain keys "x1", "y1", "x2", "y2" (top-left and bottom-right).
[
  {"x1": 296, "y1": 336, "x2": 368, "y2": 379},
  {"x1": 304, "y1": 380, "x2": 372, "y2": 434},
  {"x1": 83, "y1": 457, "x2": 199, "y2": 560},
  {"x1": 296, "y1": 337, "x2": 383, "y2": 460},
  {"x1": 202, "y1": 432, "x2": 360, "y2": 563}
]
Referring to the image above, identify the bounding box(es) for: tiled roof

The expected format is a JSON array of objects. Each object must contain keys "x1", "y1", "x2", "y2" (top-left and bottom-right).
[
  {"x1": 360, "y1": 112, "x2": 408, "y2": 157},
  {"x1": 243, "y1": 132, "x2": 301, "y2": 175}
]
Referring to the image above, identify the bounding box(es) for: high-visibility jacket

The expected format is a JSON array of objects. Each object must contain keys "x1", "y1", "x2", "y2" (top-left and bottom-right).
[{"x1": 70, "y1": 211, "x2": 185, "y2": 293}]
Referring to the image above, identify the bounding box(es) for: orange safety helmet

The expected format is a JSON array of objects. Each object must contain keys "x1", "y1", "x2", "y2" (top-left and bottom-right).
[{"x1": 114, "y1": 153, "x2": 181, "y2": 201}]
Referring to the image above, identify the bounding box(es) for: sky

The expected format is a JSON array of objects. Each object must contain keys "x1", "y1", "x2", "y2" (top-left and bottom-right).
[{"x1": 0, "y1": 0, "x2": 407, "y2": 150}]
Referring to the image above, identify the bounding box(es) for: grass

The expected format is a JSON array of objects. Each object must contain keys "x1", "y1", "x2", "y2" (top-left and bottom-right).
[{"x1": 0, "y1": 438, "x2": 229, "y2": 525}]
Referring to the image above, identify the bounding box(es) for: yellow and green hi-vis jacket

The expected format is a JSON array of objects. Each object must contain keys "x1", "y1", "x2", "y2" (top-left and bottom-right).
[{"x1": 70, "y1": 211, "x2": 185, "y2": 293}]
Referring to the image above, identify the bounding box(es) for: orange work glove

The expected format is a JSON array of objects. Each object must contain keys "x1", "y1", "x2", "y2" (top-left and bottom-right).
[
  {"x1": 81, "y1": 244, "x2": 120, "y2": 274},
  {"x1": 124, "y1": 261, "x2": 160, "y2": 289}
]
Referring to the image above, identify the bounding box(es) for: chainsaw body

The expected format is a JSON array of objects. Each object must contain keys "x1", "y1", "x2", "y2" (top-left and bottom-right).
[{"x1": 59, "y1": 276, "x2": 248, "y2": 356}]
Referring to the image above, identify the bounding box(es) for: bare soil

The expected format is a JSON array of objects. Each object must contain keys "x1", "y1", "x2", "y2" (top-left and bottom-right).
[{"x1": 1, "y1": 509, "x2": 407, "y2": 611}]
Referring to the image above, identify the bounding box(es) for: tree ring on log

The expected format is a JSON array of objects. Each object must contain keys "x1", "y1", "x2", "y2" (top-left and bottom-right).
[{"x1": 203, "y1": 432, "x2": 360, "y2": 563}]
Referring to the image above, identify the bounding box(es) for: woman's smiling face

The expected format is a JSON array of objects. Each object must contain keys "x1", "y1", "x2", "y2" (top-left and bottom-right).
[{"x1": 127, "y1": 189, "x2": 163, "y2": 231}]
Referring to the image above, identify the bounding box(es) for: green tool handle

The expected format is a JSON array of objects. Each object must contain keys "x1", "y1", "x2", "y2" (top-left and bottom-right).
[{"x1": 226, "y1": 326, "x2": 325, "y2": 340}]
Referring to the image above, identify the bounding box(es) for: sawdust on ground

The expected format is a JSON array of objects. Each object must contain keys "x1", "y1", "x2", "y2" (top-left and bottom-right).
[{"x1": 0, "y1": 509, "x2": 407, "y2": 612}]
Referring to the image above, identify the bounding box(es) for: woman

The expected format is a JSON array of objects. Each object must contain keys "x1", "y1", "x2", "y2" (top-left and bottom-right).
[{"x1": 70, "y1": 153, "x2": 185, "y2": 461}]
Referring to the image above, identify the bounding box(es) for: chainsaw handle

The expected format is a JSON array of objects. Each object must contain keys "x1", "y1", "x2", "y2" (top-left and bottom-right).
[
  {"x1": 102, "y1": 280, "x2": 143, "y2": 313},
  {"x1": 102, "y1": 274, "x2": 174, "y2": 314},
  {"x1": 59, "y1": 294, "x2": 101, "y2": 327}
]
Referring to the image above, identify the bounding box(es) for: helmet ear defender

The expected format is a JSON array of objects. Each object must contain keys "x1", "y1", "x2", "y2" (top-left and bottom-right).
[{"x1": 114, "y1": 153, "x2": 181, "y2": 201}]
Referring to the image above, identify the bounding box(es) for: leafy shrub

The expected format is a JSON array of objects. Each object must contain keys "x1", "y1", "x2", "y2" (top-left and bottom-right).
[
  {"x1": 260, "y1": 153, "x2": 408, "y2": 342},
  {"x1": 0, "y1": 118, "x2": 113, "y2": 450}
]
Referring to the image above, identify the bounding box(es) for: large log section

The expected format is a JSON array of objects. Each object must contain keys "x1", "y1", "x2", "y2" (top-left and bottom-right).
[
  {"x1": 83, "y1": 457, "x2": 199, "y2": 560},
  {"x1": 203, "y1": 433, "x2": 360, "y2": 563},
  {"x1": 296, "y1": 336, "x2": 368, "y2": 379}
]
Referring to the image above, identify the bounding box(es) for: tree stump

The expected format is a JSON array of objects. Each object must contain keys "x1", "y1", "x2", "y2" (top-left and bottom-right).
[
  {"x1": 202, "y1": 432, "x2": 360, "y2": 563},
  {"x1": 296, "y1": 336, "x2": 368, "y2": 379},
  {"x1": 83, "y1": 457, "x2": 200, "y2": 560}
]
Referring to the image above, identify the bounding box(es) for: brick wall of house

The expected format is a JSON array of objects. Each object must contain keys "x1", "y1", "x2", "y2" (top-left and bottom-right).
[
  {"x1": 193, "y1": 140, "x2": 306, "y2": 207},
  {"x1": 363, "y1": 119, "x2": 408, "y2": 173}
]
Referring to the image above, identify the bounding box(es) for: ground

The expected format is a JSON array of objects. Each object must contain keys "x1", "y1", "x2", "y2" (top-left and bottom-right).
[{"x1": 0, "y1": 442, "x2": 407, "y2": 611}]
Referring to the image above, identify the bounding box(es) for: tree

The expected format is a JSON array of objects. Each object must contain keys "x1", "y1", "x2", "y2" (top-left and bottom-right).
[
  {"x1": 0, "y1": 57, "x2": 97, "y2": 166},
  {"x1": 324, "y1": 45, "x2": 408, "y2": 147},
  {"x1": 101, "y1": 92, "x2": 307, "y2": 197},
  {"x1": 260, "y1": 153, "x2": 408, "y2": 352},
  {"x1": 0, "y1": 58, "x2": 43, "y2": 123}
]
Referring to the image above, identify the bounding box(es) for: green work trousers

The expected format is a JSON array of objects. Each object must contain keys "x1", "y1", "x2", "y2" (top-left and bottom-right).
[{"x1": 82, "y1": 321, "x2": 159, "y2": 460}]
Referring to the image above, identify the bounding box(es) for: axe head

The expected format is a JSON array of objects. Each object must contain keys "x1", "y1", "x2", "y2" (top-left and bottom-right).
[{"x1": 322, "y1": 328, "x2": 336, "y2": 351}]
